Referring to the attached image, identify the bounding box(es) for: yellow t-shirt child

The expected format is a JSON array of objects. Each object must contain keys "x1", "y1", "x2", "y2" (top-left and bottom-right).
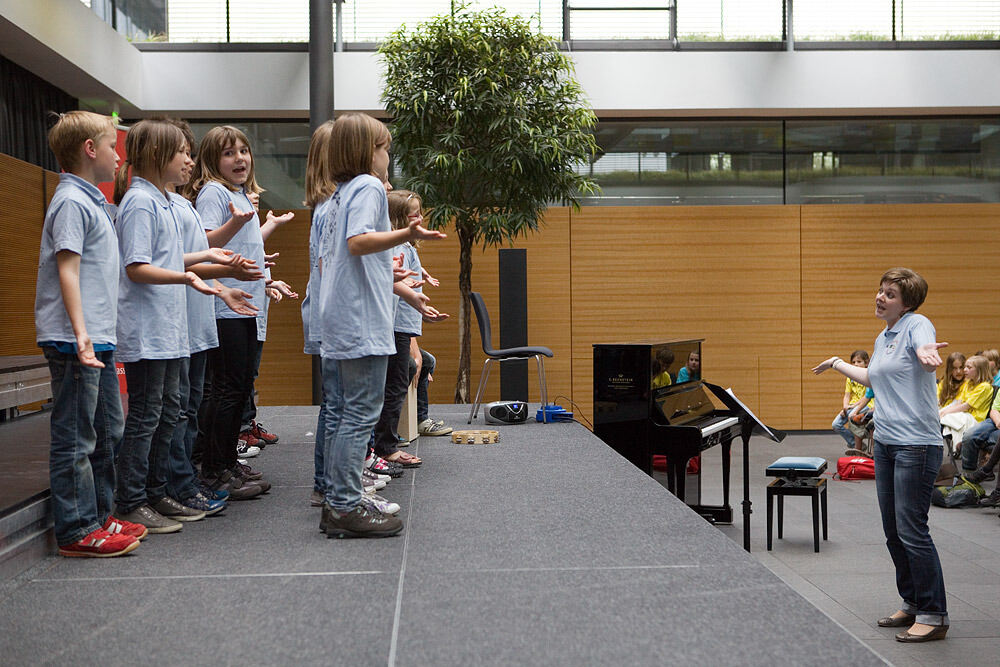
[{"x1": 955, "y1": 381, "x2": 994, "y2": 422}]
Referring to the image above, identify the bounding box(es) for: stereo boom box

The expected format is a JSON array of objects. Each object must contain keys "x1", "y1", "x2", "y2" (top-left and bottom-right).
[{"x1": 484, "y1": 401, "x2": 528, "y2": 424}]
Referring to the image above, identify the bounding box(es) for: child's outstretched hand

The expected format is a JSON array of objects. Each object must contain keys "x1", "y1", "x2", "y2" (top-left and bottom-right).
[
  {"x1": 402, "y1": 277, "x2": 425, "y2": 290},
  {"x1": 267, "y1": 279, "x2": 298, "y2": 299},
  {"x1": 392, "y1": 253, "x2": 417, "y2": 282},
  {"x1": 75, "y1": 333, "x2": 105, "y2": 368},
  {"x1": 218, "y1": 286, "x2": 258, "y2": 316},
  {"x1": 408, "y1": 219, "x2": 446, "y2": 242},
  {"x1": 264, "y1": 252, "x2": 279, "y2": 269},
  {"x1": 205, "y1": 247, "x2": 235, "y2": 265},
  {"x1": 421, "y1": 268, "x2": 440, "y2": 287},
  {"x1": 420, "y1": 305, "x2": 449, "y2": 322},
  {"x1": 230, "y1": 258, "x2": 264, "y2": 282},
  {"x1": 185, "y1": 271, "x2": 222, "y2": 296},
  {"x1": 228, "y1": 201, "x2": 255, "y2": 226},
  {"x1": 265, "y1": 210, "x2": 294, "y2": 227}
]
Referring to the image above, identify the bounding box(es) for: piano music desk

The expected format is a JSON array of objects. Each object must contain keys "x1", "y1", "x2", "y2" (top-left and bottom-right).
[{"x1": 765, "y1": 457, "x2": 829, "y2": 553}]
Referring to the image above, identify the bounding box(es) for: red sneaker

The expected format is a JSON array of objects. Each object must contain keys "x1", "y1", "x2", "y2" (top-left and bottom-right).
[
  {"x1": 58, "y1": 528, "x2": 139, "y2": 558},
  {"x1": 250, "y1": 420, "x2": 279, "y2": 445},
  {"x1": 103, "y1": 515, "x2": 149, "y2": 541},
  {"x1": 238, "y1": 430, "x2": 261, "y2": 448}
]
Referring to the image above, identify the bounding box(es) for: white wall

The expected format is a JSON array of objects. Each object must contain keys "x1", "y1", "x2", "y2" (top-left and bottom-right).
[{"x1": 3, "y1": 0, "x2": 1000, "y2": 118}]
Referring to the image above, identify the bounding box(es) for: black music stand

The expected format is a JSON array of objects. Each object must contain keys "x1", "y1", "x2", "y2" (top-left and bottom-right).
[{"x1": 704, "y1": 382, "x2": 786, "y2": 552}]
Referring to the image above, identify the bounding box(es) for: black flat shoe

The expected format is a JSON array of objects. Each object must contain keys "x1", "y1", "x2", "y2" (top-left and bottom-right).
[
  {"x1": 895, "y1": 625, "x2": 948, "y2": 642},
  {"x1": 877, "y1": 613, "x2": 916, "y2": 628}
]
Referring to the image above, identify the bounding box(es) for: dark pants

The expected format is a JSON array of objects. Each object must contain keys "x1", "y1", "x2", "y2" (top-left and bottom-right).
[
  {"x1": 45, "y1": 348, "x2": 122, "y2": 545},
  {"x1": 241, "y1": 339, "x2": 264, "y2": 430},
  {"x1": 408, "y1": 348, "x2": 435, "y2": 423},
  {"x1": 372, "y1": 332, "x2": 413, "y2": 458},
  {"x1": 961, "y1": 418, "x2": 999, "y2": 471},
  {"x1": 115, "y1": 358, "x2": 183, "y2": 513},
  {"x1": 200, "y1": 318, "x2": 256, "y2": 475},
  {"x1": 874, "y1": 441, "x2": 948, "y2": 626},
  {"x1": 167, "y1": 351, "x2": 207, "y2": 500}
]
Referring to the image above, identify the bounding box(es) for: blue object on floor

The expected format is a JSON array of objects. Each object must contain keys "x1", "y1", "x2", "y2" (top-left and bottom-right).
[{"x1": 536, "y1": 404, "x2": 573, "y2": 423}]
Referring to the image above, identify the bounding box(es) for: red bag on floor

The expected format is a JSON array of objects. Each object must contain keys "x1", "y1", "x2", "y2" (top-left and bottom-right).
[
  {"x1": 651, "y1": 455, "x2": 700, "y2": 474},
  {"x1": 837, "y1": 456, "x2": 875, "y2": 480}
]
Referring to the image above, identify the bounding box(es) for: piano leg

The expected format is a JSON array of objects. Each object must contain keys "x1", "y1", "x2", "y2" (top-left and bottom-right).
[
  {"x1": 721, "y1": 438, "x2": 732, "y2": 510},
  {"x1": 673, "y1": 459, "x2": 687, "y2": 501}
]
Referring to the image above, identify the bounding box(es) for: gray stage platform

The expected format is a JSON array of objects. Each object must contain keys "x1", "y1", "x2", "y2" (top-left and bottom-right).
[{"x1": 0, "y1": 405, "x2": 885, "y2": 666}]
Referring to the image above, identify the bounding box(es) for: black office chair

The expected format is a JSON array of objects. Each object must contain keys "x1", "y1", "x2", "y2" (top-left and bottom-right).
[{"x1": 468, "y1": 292, "x2": 553, "y2": 424}]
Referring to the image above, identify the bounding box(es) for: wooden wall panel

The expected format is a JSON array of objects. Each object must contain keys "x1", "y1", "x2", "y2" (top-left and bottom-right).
[
  {"x1": 410, "y1": 208, "x2": 574, "y2": 414},
  {"x1": 256, "y1": 208, "x2": 313, "y2": 406},
  {"x1": 0, "y1": 153, "x2": 47, "y2": 356},
  {"x1": 570, "y1": 206, "x2": 803, "y2": 429},
  {"x1": 801, "y1": 203, "x2": 1000, "y2": 429}
]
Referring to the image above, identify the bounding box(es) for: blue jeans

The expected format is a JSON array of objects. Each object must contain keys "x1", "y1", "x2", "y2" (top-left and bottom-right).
[
  {"x1": 322, "y1": 355, "x2": 387, "y2": 513},
  {"x1": 411, "y1": 348, "x2": 435, "y2": 423},
  {"x1": 961, "y1": 418, "x2": 999, "y2": 471},
  {"x1": 832, "y1": 411, "x2": 855, "y2": 446},
  {"x1": 167, "y1": 352, "x2": 207, "y2": 500},
  {"x1": 115, "y1": 358, "x2": 183, "y2": 513},
  {"x1": 313, "y1": 383, "x2": 331, "y2": 494},
  {"x1": 873, "y1": 441, "x2": 948, "y2": 626},
  {"x1": 44, "y1": 348, "x2": 123, "y2": 545}
]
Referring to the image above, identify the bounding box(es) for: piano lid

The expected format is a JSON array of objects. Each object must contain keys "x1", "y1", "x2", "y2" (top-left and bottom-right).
[{"x1": 652, "y1": 382, "x2": 719, "y2": 426}]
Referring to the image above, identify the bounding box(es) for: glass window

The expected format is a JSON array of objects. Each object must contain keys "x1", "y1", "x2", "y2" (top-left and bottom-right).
[
  {"x1": 188, "y1": 121, "x2": 311, "y2": 210},
  {"x1": 579, "y1": 121, "x2": 784, "y2": 205},
  {"x1": 785, "y1": 118, "x2": 1000, "y2": 204},
  {"x1": 678, "y1": 0, "x2": 783, "y2": 42}
]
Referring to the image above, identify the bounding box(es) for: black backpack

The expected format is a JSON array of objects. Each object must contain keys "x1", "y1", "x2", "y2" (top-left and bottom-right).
[{"x1": 931, "y1": 477, "x2": 985, "y2": 508}]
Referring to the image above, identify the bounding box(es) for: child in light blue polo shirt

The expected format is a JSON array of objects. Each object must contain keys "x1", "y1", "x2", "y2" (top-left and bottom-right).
[
  {"x1": 35, "y1": 111, "x2": 142, "y2": 558},
  {"x1": 112, "y1": 120, "x2": 220, "y2": 534}
]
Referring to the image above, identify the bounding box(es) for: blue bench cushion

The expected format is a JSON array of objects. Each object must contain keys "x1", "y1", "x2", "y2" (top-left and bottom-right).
[{"x1": 767, "y1": 456, "x2": 827, "y2": 471}]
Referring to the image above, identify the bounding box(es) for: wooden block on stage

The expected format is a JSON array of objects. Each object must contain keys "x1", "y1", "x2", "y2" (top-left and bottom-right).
[{"x1": 398, "y1": 382, "x2": 418, "y2": 442}]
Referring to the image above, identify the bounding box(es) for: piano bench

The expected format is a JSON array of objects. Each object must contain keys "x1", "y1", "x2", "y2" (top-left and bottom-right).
[{"x1": 765, "y1": 457, "x2": 829, "y2": 553}]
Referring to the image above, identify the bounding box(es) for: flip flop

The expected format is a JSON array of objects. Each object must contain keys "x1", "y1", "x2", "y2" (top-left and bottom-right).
[{"x1": 386, "y1": 451, "x2": 422, "y2": 467}]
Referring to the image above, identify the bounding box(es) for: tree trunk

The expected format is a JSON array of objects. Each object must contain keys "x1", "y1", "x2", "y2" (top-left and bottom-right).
[{"x1": 454, "y1": 226, "x2": 473, "y2": 403}]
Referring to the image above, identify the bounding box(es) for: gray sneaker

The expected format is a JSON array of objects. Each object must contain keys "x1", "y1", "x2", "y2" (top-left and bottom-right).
[
  {"x1": 117, "y1": 504, "x2": 183, "y2": 534},
  {"x1": 152, "y1": 496, "x2": 206, "y2": 522},
  {"x1": 360, "y1": 491, "x2": 401, "y2": 516},
  {"x1": 320, "y1": 502, "x2": 403, "y2": 538},
  {"x1": 418, "y1": 418, "x2": 452, "y2": 436}
]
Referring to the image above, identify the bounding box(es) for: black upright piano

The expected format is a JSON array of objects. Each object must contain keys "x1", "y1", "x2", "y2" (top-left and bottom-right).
[{"x1": 593, "y1": 339, "x2": 741, "y2": 523}]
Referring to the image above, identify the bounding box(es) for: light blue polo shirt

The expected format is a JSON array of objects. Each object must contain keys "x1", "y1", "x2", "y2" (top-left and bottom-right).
[
  {"x1": 394, "y1": 243, "x2": 423, "y2": 336},
  {"x1": 868, "y1": 311, "x2": 943, "y2": 447},
  {"x1": 170, "y1": 192, "x2": 218, "y2": 355},
  {"x1": 115, "y1": 177, "x2": 189, "y2": 362},
  {"x1": 35, "y1": 173, "x2": 119, "y2": 347},
  {"x1": 195, "y1": 181, "x2": 265, "y2": 321},
  {"x1": 319, "y1": 174, "x2": 395, "y2": 360},
  {"x1": 302, "y1": 193, "x2": 338, "y2": 355}
]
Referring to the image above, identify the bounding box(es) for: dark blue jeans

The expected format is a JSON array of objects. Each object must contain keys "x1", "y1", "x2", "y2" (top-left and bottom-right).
[
  {"x1": 44, "y1": 347, "x2": 123, "y2": 545},
  {"x1": 408, "y1": 348, "x2": 435, "y2": 423},
  {"x1": 241, "y1": 339, "x2": 264, "y2": 430},
  {"x1": 961, "y1": 418, "x2": 999, "y2": 471},
  {"x1": 167, "y1": 351, "x2": 207, "y2": 500},
  {"x1": 372, "y1": 332, "x2": 412, "y2": 457},
  {"x1": 115, "y1": 358, "x2": 183, "y2": 514},
  {"x1": 873, "y1": 441, "x2": 948, "y2": 626}
]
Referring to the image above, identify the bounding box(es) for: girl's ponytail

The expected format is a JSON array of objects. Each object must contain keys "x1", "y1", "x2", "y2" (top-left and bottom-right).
[{"x1": 113, "y1": 159, "x2": 131, "y2": 205}]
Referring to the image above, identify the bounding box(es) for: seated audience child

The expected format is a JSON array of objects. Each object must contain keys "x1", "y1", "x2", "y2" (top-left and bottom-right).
[
  {"x1": 984, "y1": 348, "x2": 1000, "y2": 386},
  {"x1": 651, "y1": 348, "x2": 675, "y2": 389},
  {"x1": 676, "y1": 351, "x2": 701, "y2": 383},
  {"x1": 940, "y1": 354, "x2": 993, "y2": 447},
  {"x1": 961, "y1": 388, "x2": 1000, "y2": 476},
  {"x1": 832, "y1": 350, "x2": 872, "y2": 448},
  {"x1": 937, "y1": 351, "x2": 966, "y2": 409},
  {"x1": 36, "y1": 111, "x2": 145, "y2": 557}
]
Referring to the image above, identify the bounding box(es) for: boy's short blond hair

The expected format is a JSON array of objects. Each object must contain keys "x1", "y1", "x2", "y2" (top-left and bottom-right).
[
  {"x1": 328, "y1": 113, "x2": 391, "y2": 183},
  {"x1": 48, "y1": 111, "x2": 115, "y2": 172}
]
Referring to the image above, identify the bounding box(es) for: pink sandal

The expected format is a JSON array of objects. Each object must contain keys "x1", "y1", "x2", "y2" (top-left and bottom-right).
[{"x1": 386, "y1": 451, "x2": 422, "y2": 467}]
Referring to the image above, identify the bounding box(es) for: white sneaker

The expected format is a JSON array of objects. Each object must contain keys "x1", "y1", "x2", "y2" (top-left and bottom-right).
[
  {"x1": 360, "y1": 490, "x2": 400, "y2": 516},
  {"x1": 418, "y1": 418, "x2": 453, "y2": 436},
  {"x1": 236, "y1": 441, "x2": 260, "y2": 458},
  {"x1": 362, "y1": 468, "x2": 388, "y2": 490}
]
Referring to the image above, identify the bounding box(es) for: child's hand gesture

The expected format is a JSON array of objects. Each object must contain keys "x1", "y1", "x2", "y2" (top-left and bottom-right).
[
  {"x1": 227, "y1": 201, "x2": 255, "y2": 227},
  {"x1": 265, "y1": 210, "x2": 294, "y2": 227},
  {"x1": 392, "y1": 254, "x2": 417, "y2": 282},
  {"x1": 420, "y1": 305, "x2": 449, "y2": 322},
  {"x1": 408, "y1": 219, "x2": 446, "y2": 242},
  {"x1": 402, "y1": 277, "x2": 425, "y2": 290},
  {"x1": 75, "y1": 333, "x2": 105, "y2": 368},
  {"x1": 264, "y1": 252, "x2": 279, "y2": 269},
  {"x1": 205, "y1": 247, "x2": 236, "y2": 265},
  {"x1": 230, "y1": 258, "x2": 264, "y2": 282},
  {"x1": 218, "y1": 286, "x2": 258, "y2": 316},
  {"x1": 185, "y1": 271, "x2": 222, "y2": 296},
  {"x1": 267, "y1": 279, "x2": 298, "y2": 299},
  {"x1": 421, "y1": 268, "x2": 440, "y2": 287}
]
